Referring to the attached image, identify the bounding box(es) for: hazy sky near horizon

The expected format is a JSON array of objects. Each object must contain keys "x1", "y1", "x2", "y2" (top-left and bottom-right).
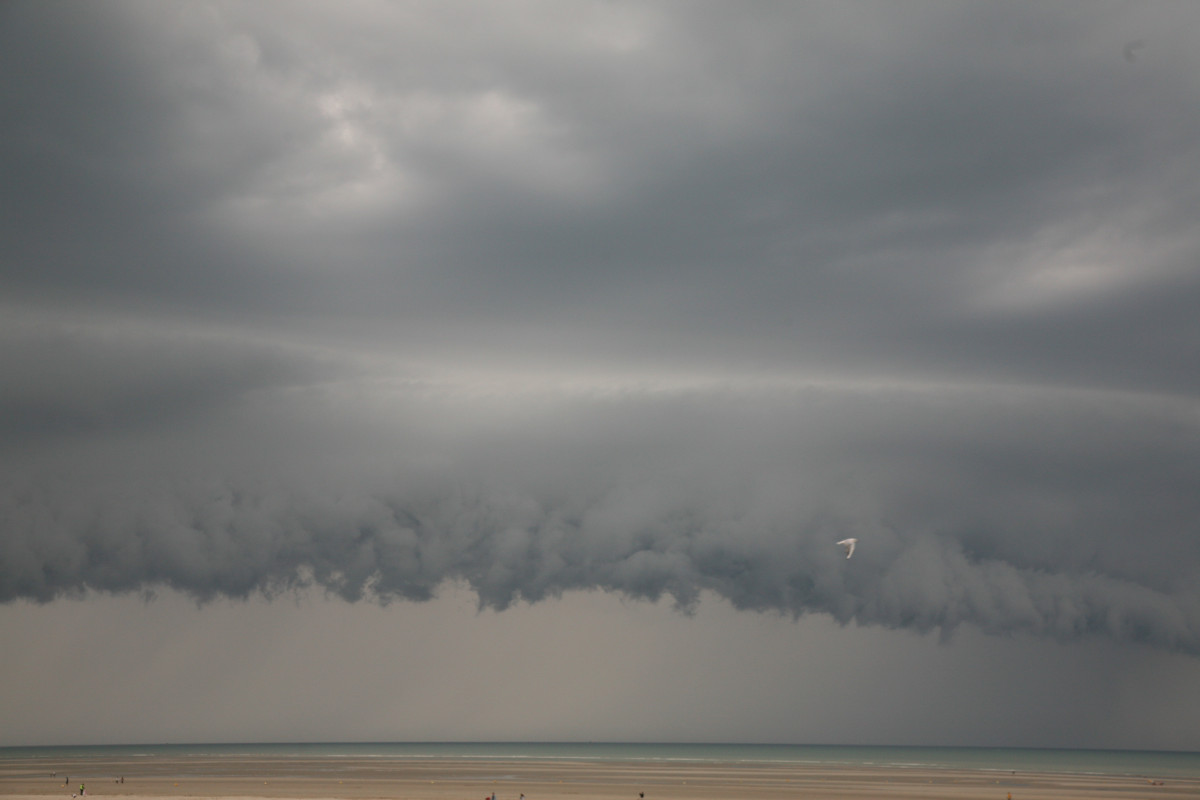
[{"x1": 2, "y1": 0, "x2": 1200, "y2": 749}]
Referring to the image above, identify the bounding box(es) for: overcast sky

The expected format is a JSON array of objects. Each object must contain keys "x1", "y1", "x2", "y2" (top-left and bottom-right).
[{"x1": 2, "y1": 0, "x2": 1200, "y2": 750}]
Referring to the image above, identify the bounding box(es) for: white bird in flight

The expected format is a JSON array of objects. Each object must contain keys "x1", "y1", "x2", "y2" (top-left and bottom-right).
[{"x1": 837, "y1": 538, "x2": 857, "y2": 559}]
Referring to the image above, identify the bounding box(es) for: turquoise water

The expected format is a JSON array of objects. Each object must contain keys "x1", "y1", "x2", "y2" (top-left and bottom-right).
[{"x1": 2, "y1": 742, "x2": 1198, "y2": 779}]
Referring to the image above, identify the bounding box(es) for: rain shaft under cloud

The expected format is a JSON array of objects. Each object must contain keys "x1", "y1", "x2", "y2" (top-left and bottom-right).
[{"x1": 2, "y1": 0, "x2": 1200, "y2": 661}]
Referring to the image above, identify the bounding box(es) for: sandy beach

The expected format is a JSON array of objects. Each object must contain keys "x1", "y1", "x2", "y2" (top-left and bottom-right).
[{"x1": 2, "y1": 754, "x2": 1198, "y2": 800}]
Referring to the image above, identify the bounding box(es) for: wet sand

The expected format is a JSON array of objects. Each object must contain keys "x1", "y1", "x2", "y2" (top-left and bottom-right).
[{"x1": 2, "y1": 754, "x2": 1197, "y2": 800}]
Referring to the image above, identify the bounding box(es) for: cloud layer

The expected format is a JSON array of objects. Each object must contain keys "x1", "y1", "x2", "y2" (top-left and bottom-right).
[
  {"x1": 3, "y1": 326, "x2": 1198, "y2": 652},
  {"x1": 2, "y1": 1, "x2": 1200, "y2": 656}
]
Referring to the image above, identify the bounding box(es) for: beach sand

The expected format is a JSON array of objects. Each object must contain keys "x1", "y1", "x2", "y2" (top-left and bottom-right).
[{"x1": 2, "y1": 754, "x2": 1197, "y2": 800}]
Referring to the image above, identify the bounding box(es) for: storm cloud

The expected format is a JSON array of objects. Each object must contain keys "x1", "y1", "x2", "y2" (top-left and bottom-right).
[
  {"x1": 3, "y1": 0, "x2": 1200, "y2": 661},
  {"x1": 4, "y1": 339, "x2": 1198, "y2": 653}
]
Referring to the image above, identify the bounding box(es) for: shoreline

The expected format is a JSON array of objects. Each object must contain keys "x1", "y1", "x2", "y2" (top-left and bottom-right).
[
  {"x1": 3, "y1": 755, "x2": 1199, "y2": 800},
  {"x1": 4, "y1": 744, "x2": 1197, "y2": 774}
]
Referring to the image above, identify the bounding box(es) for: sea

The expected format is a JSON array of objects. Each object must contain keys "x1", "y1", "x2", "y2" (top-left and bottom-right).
[{"x1": 2, "y1": 742, "x2": 1199, "y2": 780}]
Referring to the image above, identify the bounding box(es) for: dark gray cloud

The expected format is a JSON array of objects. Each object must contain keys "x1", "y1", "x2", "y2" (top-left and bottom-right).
[
  {"x1": 2, "y1": 374, "x2": 1197, "y2": 655},
  {"x1": 6, "y1": 2, "x2": 1199, "y2": 381},
  {"x1": 3, "y1": 0, "x2": 1200, "y2": 678}
]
